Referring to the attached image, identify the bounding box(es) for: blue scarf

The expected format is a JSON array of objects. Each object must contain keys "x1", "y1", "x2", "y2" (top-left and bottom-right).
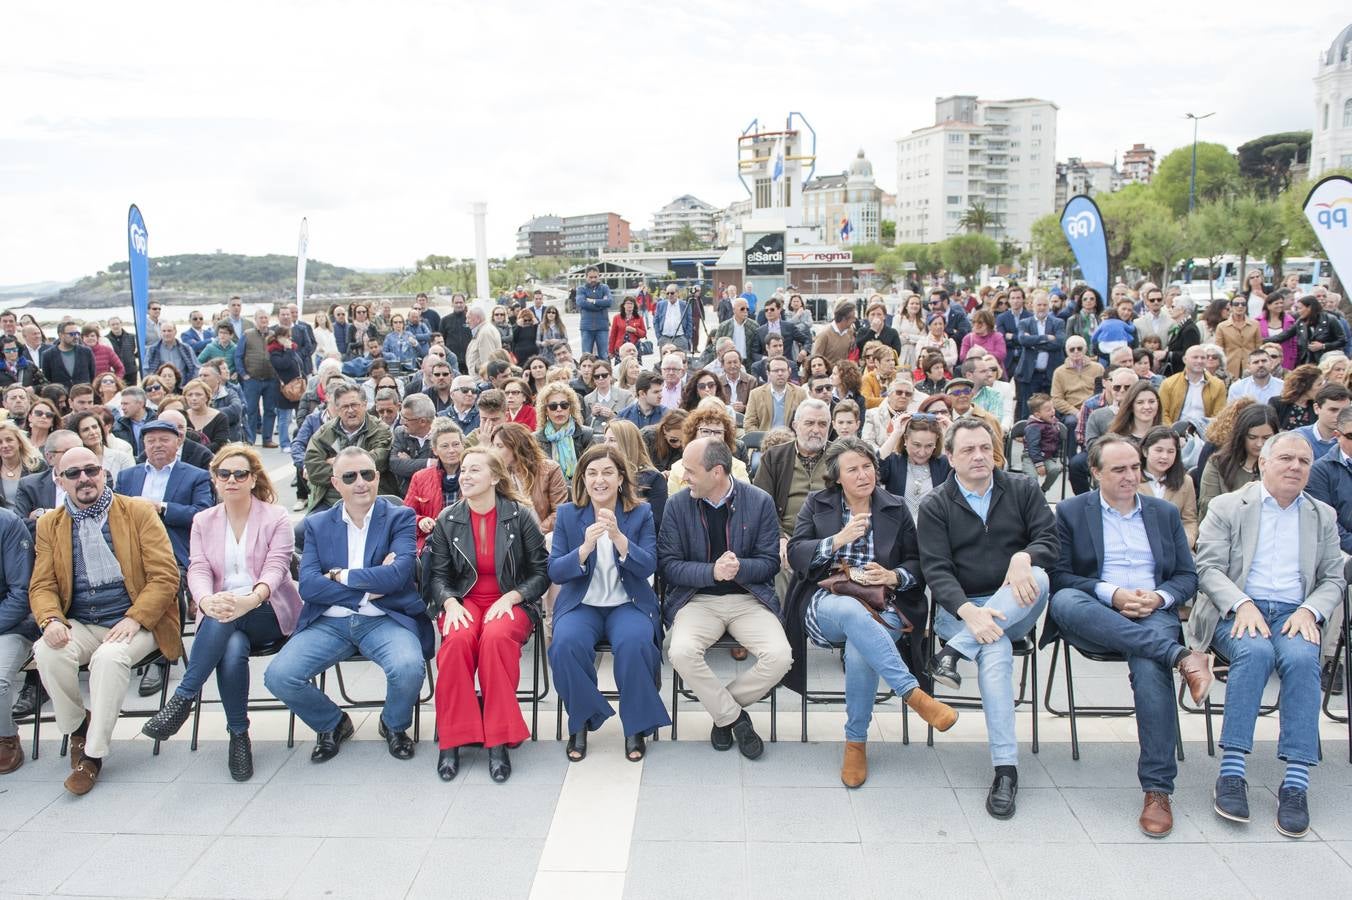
[{"x1": 543, "y1": 419, "x2": 578, "y2": 479}]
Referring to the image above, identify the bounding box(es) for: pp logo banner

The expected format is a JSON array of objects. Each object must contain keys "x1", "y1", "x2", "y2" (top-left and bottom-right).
[
  {"x1": 1303, "y1": 176, "x2": 1352, "y2": 295},
  {"x1": 1058, "y1": 195, "x2": 1109, "y2": 301},
  {"x1": 1063, "y1": 210, "x2": 1097, "y2": 240}
]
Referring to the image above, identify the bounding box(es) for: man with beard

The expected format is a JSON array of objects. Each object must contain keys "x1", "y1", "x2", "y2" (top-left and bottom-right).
[{"x1": 753, "y1": 398, "x2": 832, "y2": 599}]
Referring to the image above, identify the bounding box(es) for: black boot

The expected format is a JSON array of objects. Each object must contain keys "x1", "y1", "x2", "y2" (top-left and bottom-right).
[
  {"x1": 141, "y1": 693, "x2": 194, "y2": 741},
  {"x1": 228, "y1": 732, "x2": 253, "y2": 782},
  {"x1": 488, "y1": 745, "x2": 512, "y2": 783},
  {"x1": 437, "y1": 748, "x2": 460, "y2": 781}
]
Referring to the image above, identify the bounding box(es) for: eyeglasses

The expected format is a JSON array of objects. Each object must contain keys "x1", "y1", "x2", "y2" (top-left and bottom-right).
[
  {"x1": 1112, "y1": 384, "x2": 1131, "y2": 392},
  {"x1": 948, "y1": 387, "x2": 972, "y2": 396},
  {"x1": 665, "y1": 291, "x2": 677, "y2": 296},
  {"x1": 214, "y1": 468, "x2": 252, "y2": 482},
  {"x1": 696, "y1": 427, "x2": 724, "y2": 438},
  {"x1": 1, "y1": 347, "x2": 16, "y2": 353},
  {"x1": 64, "y1": 331, "x2": 79, "y2": 339},
  {"x1": 60, "y1": 465, "x2": 102, "y2": 480},
  {"x1": 546, "y1": 401, "x2": 570, "y2": 411},
  {"x1": 339, "y1": 469, "x2": 377, "y2": 484},
  {"x1": 812, "y1": 385, "x2": 833, "y2": 394},
  {"x1": 100, "y1": 378, "x2": 117, "y2": 385},
  {"x1": 504, "y1": 388, "x2": 524, "y2": 396},
  {"x1": 29, "y1": 409, "x2": 53, "y2": 419},
  {"x1": 453, "y1": 386, "x2": 475, "y2": 394},
  {"x1": 911, "y1": 413, "x2": 938, "y2": 422},
  {"x1": 1067, "y1": 347, "x2": 1085, "y2": 353}
]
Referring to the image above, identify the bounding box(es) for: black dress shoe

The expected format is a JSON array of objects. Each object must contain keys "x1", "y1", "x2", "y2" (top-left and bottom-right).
[
  {"x1": 730, "y1": 711, "x2": 764, "y2": 760},
  {"x1": 437, "y1": 748, "x2": 460, "y2": 781},
  {"x1": 11, "y1": 675, "x2": 45, "y2": 720},
  {"x1": 228, "y1": 732, "x2": 253, "y2": 782},
  {"x1": 566, "y1": 731, "x2": 588, "y2": 762},
  {"x1": 625, "y1": 733, "x2": 646, "y2": 762},
  {"x1": 310, "y1": 712, "x2": 355, "y2": 763},
  {"x1": 138, "y1": 665, "x2": 166, "y2": 698},
  {"x1": 928, "y1": 648, "x2": 963, "y2": 691},
  {"x1": 488, "y1": 745, "x2": 512, "y2": 783},
  {"x1": 141, "y1": 693, "x2": 194, "y2": 741},
  {"x1": 378, "y1": 719, "x2": 415, "y2": 760},
  {"x1": 987, "y1": 768, "x2": 1018, "y2": 820},
  {"x1": 710, "y1": 720, "x2": 734, "y2": 752}
]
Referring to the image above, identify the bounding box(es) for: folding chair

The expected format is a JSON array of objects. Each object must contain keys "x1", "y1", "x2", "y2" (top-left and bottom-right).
[
  {"x1": 517, "y1": 616, "x2": 549, "y2": 741},
  {"x1": 188, "y1": 637, "x2": 294, "y2": 750},
  {"x1": 670, "y1": 633, "x2": 775, "y2": 742},
  {"x1": 1006, "y1": 418, "x2": 1070, "y2": 499},
  {"x1": 1319, "y1": 563, "x2": 1352, "y2": 762},
  {"x1": 553, "y1": 635, "x2": 661, "y2": 745},
  {"x1": 1043, "y1": 635, "x2": 1185, "y2": 762},
  {"x1": 925, "y1": 608, "x2": 1040, "y2": 753},
  {"x1": 325, "y1": 653, "x2": 435, "y2": 742},
  {"x1": 797, "y1": 635, "x2": 910, "y2": 745},
  {"x1": 31, "y1": 648, "x2": 176, "y2": 760}
]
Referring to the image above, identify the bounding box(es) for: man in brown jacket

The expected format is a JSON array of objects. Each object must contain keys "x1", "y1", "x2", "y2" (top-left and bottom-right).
[{"x1": 29, "y1": 446, "x2": 182, "y2": 795}]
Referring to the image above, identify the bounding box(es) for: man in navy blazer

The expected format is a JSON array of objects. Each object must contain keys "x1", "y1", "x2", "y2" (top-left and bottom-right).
[
  {"x1": 113, "y1": 421, "x2": 214, "y2": 573},
  {"x1": 1048, "y1": 435, "x2": 1212, "y2": 838},
  {"x1": 264, "y1": 447, "x2": 434, "y2": 764},
  {"x1": 1014, "y1": 292, "x2": 1066, "y2": 420}
]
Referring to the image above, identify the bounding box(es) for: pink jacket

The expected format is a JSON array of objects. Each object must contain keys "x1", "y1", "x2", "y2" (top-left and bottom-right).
[
  {"x1": 91, "y1": 342, "x2": 125, "y2": 378},
  {"x1": 1257, "y1": 313, "x2": 1298, "y2": 371},
  {"x1": 959, "y1": 330, "x2": 1007, "y2": 367},
  {"x1": 187, "y1": 497, "x2": 303, "y2": 635}
]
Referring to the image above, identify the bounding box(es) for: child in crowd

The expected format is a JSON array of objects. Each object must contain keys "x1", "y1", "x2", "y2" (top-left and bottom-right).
[{"x1": 1022, "y1": 393, "x2": 1064, "y2": 493}]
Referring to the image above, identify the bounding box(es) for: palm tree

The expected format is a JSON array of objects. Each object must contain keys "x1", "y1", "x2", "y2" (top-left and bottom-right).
[{"x1": 958, "y1": 201, "x2": 1000, "y2": 235}]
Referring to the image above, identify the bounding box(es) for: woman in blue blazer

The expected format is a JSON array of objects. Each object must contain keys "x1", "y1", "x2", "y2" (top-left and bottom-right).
[{"x1": 547, "y1": 444, "x2": 669, "y2": 763}]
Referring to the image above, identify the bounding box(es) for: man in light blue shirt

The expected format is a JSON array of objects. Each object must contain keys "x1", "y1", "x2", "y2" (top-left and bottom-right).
[
  {"x1": 1049, "y1": 435, "x2": 1208, "y2": 837},
  {"x1": 1227, "y1": 348, "x2": 1284, "y2": 405}
]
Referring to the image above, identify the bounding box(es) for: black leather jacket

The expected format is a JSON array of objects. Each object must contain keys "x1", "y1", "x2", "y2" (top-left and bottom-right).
[{"x1": 422, "y1": 494, "x2": 549, "y2": 622}]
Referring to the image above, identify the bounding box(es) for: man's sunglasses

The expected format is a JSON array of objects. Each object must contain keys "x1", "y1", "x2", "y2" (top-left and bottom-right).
[
  {"x1": 339, "y1": 469, "x2": 377, "y2": 485},
  {"x1": 60, "y1": 465, "x2": 102, "y2": 480},
  {"x1": 214, "y1": 468, "x2": 252, "y2": 483}
]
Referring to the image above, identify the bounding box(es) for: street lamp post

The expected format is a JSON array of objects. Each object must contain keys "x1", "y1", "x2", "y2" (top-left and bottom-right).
[{"x1": 1185, "y1": 112, "x2": 1215, "y2": 213}]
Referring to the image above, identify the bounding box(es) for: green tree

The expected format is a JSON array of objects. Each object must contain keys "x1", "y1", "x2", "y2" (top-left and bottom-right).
[
  {"x1": 665, "y1": 225, "x2": 703, "y2": 251},
  {"x1": 1097, "y1": 185, "x2": 1165, "y2": 281},
  {"x1": 848, "y1": 243, "x2": 887, "y2": 264},
  {"x1": 1128, "y1": 214, "x2": 1194, "y2": 286},
  {"x1": 879, "y1": 220, "x2": 896, "y2": 246},
  {"x1": 957, "y1": 201, "x2": 1000, "y2": 234},
  {"x1": 940, "y1": 233, "x2": 1000, "y2": 283},
  {"x1": 1152, "y1": 142, "x2": 1240, "y2": 216},
  {"x1": 894, "y1": 243, "x2": 939, "y2": 279},
  {"x1": 874, "y1": 249, "x2": 905, "y2": 286},
  {"x1": 1190, "y1": 194, "x2": 1283, "y2": 288},
  {"x1": 1236, "y1": 131, "x2": 1311, "y2": 198},
  {"x1": 1029, "y1": 213, "x2": 1074, "y2": 270}
]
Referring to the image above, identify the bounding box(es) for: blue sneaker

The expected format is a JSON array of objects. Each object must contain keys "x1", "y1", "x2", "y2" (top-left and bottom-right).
[
  {"x1": 1213, "y1": 775, "x2": 1250, "y2": 823},
  {"x1": 1275, "y1": 786, "x2": 1309, "y2": 838}
]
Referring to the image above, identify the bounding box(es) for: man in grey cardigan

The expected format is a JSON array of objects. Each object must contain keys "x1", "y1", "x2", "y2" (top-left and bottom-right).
[{"x1": 1190, "y1": 432, "x2": 1346, "y2": 839}]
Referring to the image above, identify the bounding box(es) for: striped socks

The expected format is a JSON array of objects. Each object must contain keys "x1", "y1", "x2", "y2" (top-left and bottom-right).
[
  {"x1": 1283, "y1": 762, "x2": 1311, "y2": 793},
  {"x1": 1220, "y1": 748, "x2": 1247, "y2": 780}
]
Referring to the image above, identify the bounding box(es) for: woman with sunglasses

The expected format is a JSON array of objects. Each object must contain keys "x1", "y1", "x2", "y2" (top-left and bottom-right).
[
  {"x1": 381, "y1": 314, "x2": 420, "y2": 373},
  {"x1": 502, "y1": 378, "x2": 537, "y2": 431},
  {"x1": 24, "y1": 398, "x2": 60, "y2": 448},
  {"x1": 537, "y1": 306, "x2": 569, "y2": 366},
  {"x1": 140, "y1": 444, "x2": 302, "y2": 781},
  {"x1": 491, "y1": 306, "x2": 513, "y2": 345},
  {"x1": 65, "y1": 411, "x2": 134, "y2": 479},
  {"x1": 647, "y1": 408, "x2": 687, "y2": 473},
  {"x1": 94, "y1": 373, "x2": 124, "y2": 409},
  {"x1": 425, "y1": 447, "x2": 548, "y2": 783},
  {"x1": 0, "y1": 336, "x2": 43, "y2": 389},
  {"x1": 549, "y1": 444, "x2": 668, "y2": 763},
  {"x1": 141, "y1": 375, "x2": 167, "y2": 410},
  {"x1": 1240, "y1": 268, "x2": 1268, "y2": 317},
  {"x1": 679, "y1": 367, "x2": 721, "y2": 413},
  {"x1": 346, "y1": 303, "x2": 373, "y2": 357},
  {"x1": 534, "y1": 383, "x2": 592, "y2": 481},
  {"x1": 0, "y1": 421, "x2": 44, "y2": 510}
]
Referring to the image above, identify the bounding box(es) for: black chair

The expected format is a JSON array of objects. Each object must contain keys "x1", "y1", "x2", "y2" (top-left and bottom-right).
[
  {"x1": 741, "y1": 431, "x2": 766, "y2": 453},
  {"x1": 30, "y1": 647, "x2": 176, "y2": 760},
  {"x1": 518, "y1": 617, "x2": 549, "y2": 741},
  {"x1": 1182, "y1": 648, "x2": 1280, "y2": 757},
  {"x1": 323, "y1": 653, "x2": 435, "y2": 742},
  {"x1": 1043, "y1": 635, "x2": 1185, "y2": 762},
  {"x1": 925, "y1": 603, "x2": 1040, "y2": 753},
  {"x1": 1319, "y1": 561, "x2": 1352, "y2": 762},
  {"x1": 797, "y1": 639, "x2": 906, "y2": 745},
  {"x1": 1006, "y1": 418, "x2": 1070, "y2": 499},
  {"x1": 670, "y1": 632, "x2": 776, "y2": 742},
  {"x1": 187, "y1": 637, "x2": 294, "y2": 751},
  {"x1": 553, "y1": 635, "x2": 661, "y2": 745}
]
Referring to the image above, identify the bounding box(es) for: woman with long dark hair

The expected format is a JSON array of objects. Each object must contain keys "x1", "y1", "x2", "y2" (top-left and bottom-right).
[
  {"x1": 493, "y1": 422, "x2": 566, "y2": 533},
  {"x1": 602, "y1": 419, "x2": 667, "y2": 529},
  {"x1": 537, "y1": 306, "x2": 569, "y2": 365},
  {"x1": 1198, "y1": 403, "x2": 1278, "y2": 519},
  {"x1": 1138, "y1": 426, "x2": 1198, "y2": 547},
  {"x1": 523, "y1": 355, "x2": 550, "y2": 400},
  {"x1": 1065, "y1": 287, "x2": 1102, "y2": 343},
  {"x1": 608, "y1": 296, "x2": 647, "y2": 360},
  {"x1": 1268, "y1": 363, "x2": 1323, "y2": 431},
  {"x1": 1258, "y1": 291, "x2": 1298, "y2": 371},
  {"x1": 680, "y1": 368, "x2": 722, "y2": 412},
  {"x1": 647, "y1": 408, "x2": 687, "y2": 472},
  {"x1": 1104, "y1": 381, "x2": 1163, "y2": 443},
  {"x1": 548, "y1": 444, "x2": 668, "y2": 763}
]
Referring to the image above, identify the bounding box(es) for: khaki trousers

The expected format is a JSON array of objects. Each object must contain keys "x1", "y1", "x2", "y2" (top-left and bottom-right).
[
  {"x1": 667, "y1": 592, "x2": 792, "y2": 728},
  {"x1": 32, "y1": 621, "x2": 158, "y2": 759}
]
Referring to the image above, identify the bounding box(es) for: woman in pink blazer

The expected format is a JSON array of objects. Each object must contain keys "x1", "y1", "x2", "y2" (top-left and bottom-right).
[{"x1": 140, "y1": 442, "x2": 302, "y2": 781}]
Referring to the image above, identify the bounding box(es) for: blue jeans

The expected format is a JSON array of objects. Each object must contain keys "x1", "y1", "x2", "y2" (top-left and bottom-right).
[
  {"x1": 548, "y1": 603, "x2": 670, "y2": 738},
  {"x1": 934, "y1": 567, "x2": 1049, "y2": 767},
  {"x1": 1210, "y1": 600, "x2": 1322, "y2": 766},
  {"x1": 174, "y1": 605, "x2": 285, "y2": 734},
  {"x1": 1050, "y1": 588, "x2": 1183, "y2": 792},
  {"x1": 580, "y1": 329, "x2": 607, "y2": 359},
  {"x1": 810, "y1": 593, "x2": 916, "y2": 742},
  {"x1": 274, "y1": 403, "x2": 293, "y2": 447},
  {"x1": 263, "y1": 614, "x2": 425, "y2": 734},
  {"x1": 240, "y1": 378, "x2": 266, "y2": 443}
]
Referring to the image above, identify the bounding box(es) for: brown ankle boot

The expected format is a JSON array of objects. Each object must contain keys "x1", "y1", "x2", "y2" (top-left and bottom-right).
[
  {"x1": 841, "y1": 741, "x2": 868, "y2": 788},
  {"x1": 906, "y1": 688, "x2": 959, "y2": 732},
  {"x1": 0, "y1": 734, "x2": 23, "y2": 774}
]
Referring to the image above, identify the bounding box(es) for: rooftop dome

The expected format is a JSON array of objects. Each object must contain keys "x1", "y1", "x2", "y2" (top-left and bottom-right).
[
  {"x1": 848, "y1": 148, "x2": 873, "y2": 178},
  {"x1": 1324, "y1": 22, "x2": 1352, "y2": 66}
]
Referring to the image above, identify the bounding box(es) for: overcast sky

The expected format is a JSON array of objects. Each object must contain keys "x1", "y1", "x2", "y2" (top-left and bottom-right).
[{"x1": 3, "y1": 1, "x2": 1349, "y2": 285}]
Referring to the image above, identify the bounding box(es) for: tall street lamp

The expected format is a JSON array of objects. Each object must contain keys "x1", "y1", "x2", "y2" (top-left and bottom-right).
[{"x1": 1185, "y1": 112, "x2": 1216, "y2": 213}]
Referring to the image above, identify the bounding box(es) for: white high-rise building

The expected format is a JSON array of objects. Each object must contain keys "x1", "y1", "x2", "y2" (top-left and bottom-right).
[
  {"x1": 1313, "y1": 23, "x2": 1352, "y2": 175},
  {"x1": 895, "y1": 95, "x2": 1058, "y2": 247},
  {"x1": 650, "y1": 195, "x2": 718, "y2": 246}
]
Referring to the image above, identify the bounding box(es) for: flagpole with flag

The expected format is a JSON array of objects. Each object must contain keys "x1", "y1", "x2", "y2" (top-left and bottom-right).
[
  {"x1": 126, "y1": 205, "x2": 151, "y2": 373},
  {"x1": 770, "y1": 133, "x2": 786, "y2": 208},
  {"x1": 296, "y1": 217, "x2": 309, "y2": 316}
]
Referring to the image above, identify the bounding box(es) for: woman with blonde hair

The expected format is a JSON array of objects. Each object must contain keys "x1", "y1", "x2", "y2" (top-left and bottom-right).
[
  {"x1": 424, "y1": 446, "x2": 548, "y2": 783},
  {"x1": 534, "y1": 382, "x2": 592, "y2": 480},
  {"x1": 182, "y1": 378, "x2": 230, "y2": 452},
  {"x1": 0, "y1": 420, "x2": 44, "y2": 509},
  {"x1": 665, "y1": 403, "x2": 749, "y2": 494},
  {"x1": 614, "y1": 357, "x2": 642, "y2": 393}
]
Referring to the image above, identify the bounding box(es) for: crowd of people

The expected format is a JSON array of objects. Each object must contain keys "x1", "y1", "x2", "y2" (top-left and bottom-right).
[{"x1": 0, "y1": 266, "x2": 1349, "y2": 843}]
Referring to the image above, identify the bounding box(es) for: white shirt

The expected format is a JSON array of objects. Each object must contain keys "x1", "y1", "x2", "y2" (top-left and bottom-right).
[
  {"x1": 323, "y1": 504, "x2": 386, "y2": 618},
  {"x1": 141, "y1": 460, "x2": 175, "y2": 503},
  {"x1": 222, "y1": 523, "x2": 255, "y2": 595},
  {"x1": 582, "y1": 532, "x2": 628, "y2": 608},
  {"x1": 1241, "y1": 485, "x2": 1305, "y2": 608},
  {"x1": 662, "y1": 301, "x2": 684, "y2": 337},
  {"x1": 731, "y1": 319, "x2": 747, "y2": 357},
  {"x1": 1181, "y1": 375, "x2": 1207, "y2": 422},
  {"x1": 1034, "y1": 316, "x2": 1050, "y2": 371}
]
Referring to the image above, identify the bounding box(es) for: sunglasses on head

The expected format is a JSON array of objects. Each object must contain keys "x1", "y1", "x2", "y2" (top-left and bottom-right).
[
  {"x1": 911, "y1": 413, "x2": 938, "y2": 422},
  {"x1": 339, "y1": 469, "x2": 377, "y2": 485},
  {"x1": 60, "y1": 465, "x2": 102, "y2": 480},
  {"x1": 547, "y1": 401, "x2": 570, "y2": 411},
  {"x1": 214, "y1": 467, "x2": 251, "y2": 482}
]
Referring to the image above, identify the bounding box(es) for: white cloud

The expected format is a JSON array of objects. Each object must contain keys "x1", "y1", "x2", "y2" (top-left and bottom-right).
[{"x1": 1, "y1": 0, "x2": 1349, "y2": 283}]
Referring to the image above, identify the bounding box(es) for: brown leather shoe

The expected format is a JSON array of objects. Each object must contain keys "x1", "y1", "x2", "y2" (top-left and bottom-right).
[
  {"x1": 841, "y1": 741, "x2": 868, "y2": 788},
  {"x1": 1140, "y1": 790, "x2": 1173, "y2": 837},
  {"x1": 905, "y1": 688, "x2": 959, "y2": 732},
  {"x1": 1177, "y1": 650, "x2": 1213, "y2": 705},
  {"x1": 64, "y1": 758, "x2": 101, "y2": 796},
  {"x1": 68, "y1": 710, "x2": 92, "y2": 770},
  {"x1": 0, "y1": 734, "x2": 23, "y2": 774},
  {"x1": 730, "y1": 646, "x2": 749, "y2": 661}
]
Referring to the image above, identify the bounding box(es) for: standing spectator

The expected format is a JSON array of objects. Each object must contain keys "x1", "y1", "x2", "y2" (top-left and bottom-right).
[
  {"x1": 511, "y1": 308, "x2": 540, "y2": 364},
  {"x1": 855, "y1": 299, "x2": 902, "y2": 359},
  {"x1": 39, "y1": 320, "x2": 95, "y2": 389},
  {"x1": 576, "y1": 267, "x2": 613, "y2": 358},
  {"x1": 1162, "y1": 297, "x2": 1202, "y2": 377},
  {"x1": 267, "y1": 325, "x2": 304, "y2": 448},
  {"x1": 1257, "y1": 291, "x2": 1298, "y2": 372},
  {"x1": 284, "y1": 304, "x2": 316, "y2": 376},
  {"x1": 465, "y1": 305, "x2": 503, "y2": 378},
  {"x1": 1014, "y1": 291, "x2": 1066, "y2": 420},
  {"x1": 607, "y1": 296, "x2": 646, "y2": 360},
  {"x1": 960, "y1": 309, "x2": 1006, "y2": 369},
  {"x1": 438, "y1": 294, "x2": 473, "y2": 374},
  {"x1": 181, "y1": 310, "x2": 211, "y2": 355},
  {"x1": 80, "y1": 325, "x2": 124, "y2": 379},
  {"x1": 1270, "y1": 294, "x2": 1347, "y2": 366},
  {"x1": 536, "y1": 305, "x2": 569, "y2": 365},
  {"x1": 812, "y1": 302, "x2": 857, "y2": 366},
  {"x1": 104, "y1": 317, "x2": 139, "y2": 384},
  {"x1": 1214, "y1": 299, "x2": 1261, "y2": 380},
  {"x1": 312, "y1": 310, "x2": 339, "y2": 362},
  {"x1": 145, "y1": 321, "x2": 199, "y2": 383},
  {"x1": 235, "y1": 311, "x2": 276, "y2": 445}
]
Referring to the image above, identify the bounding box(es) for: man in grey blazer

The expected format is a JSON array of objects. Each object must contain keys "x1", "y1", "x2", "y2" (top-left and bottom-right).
[{"x1": 1190, "y1": 431, "x2": 1346, "y2": 839}]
